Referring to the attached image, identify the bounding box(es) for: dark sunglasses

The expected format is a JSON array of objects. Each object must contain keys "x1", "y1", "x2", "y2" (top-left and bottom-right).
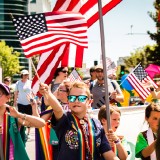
[
  {"x1": 58, "y1": 89, "x2": 68, "y2": 92},
  {"x1": 96, "y1": 70, "x2": 103, "y2": 73},
  {"x1": 68, "y1": 95, "x2": 88, "y2": 102},
  {"x1": 61, "y1": 70, "x2": 68, "y2": 73}
]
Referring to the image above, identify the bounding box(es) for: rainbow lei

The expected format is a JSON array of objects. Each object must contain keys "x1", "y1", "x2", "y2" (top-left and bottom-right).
[{"x1": 71, "y1": 114, "x2": 95, "y2": 160}]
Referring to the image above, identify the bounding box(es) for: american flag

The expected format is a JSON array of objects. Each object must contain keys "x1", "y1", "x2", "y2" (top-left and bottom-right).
[
  {"x1": 106, "y1": 57, "x2": 117, "y2": 75},
  {"x1": 68, "y1": 69, "x2": 82, "y2": 82},
  {"x1": 12, "y1": 11, "x2": 88, "y2": 58},
  {"x1": 54, "y1": 0, "x2": 122, "y2": 27},
  {"x1": 31, "y1": 0, "x2": 122, "y2": 95},
  {"x1": 127, "y1": 64, "x2": 158, "y2": 100}
]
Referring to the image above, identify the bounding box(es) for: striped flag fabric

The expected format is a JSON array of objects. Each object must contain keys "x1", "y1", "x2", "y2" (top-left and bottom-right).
[
  {"x1": 68, "y1": 69, "x2": 82, "y2": 82},
  {"x1": 31, "y1": 0, "x2": 122, "y2": 95},
  {"x1": 106, "y1": 57, "x2": 117, "y2": 75},
  {"x1": 126, "y1": 64, "x2": 158, "y2": 100},
  {"x1": 12, "y1": 11, "x2": 88, "y2": 58},
  {"x1": 53, "y1": 0, "x2": 122, "y2": 27}
]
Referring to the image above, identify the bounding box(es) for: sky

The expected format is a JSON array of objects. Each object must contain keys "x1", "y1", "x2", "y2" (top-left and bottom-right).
[
  {"x1": 52, "y1": 0, "x2": 156, "y2": 68},
  {"x1": 84, "y1": 0, "x2": 156, "y2": 68}
]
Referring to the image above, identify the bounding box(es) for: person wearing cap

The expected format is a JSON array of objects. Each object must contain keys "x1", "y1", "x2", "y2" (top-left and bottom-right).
[
  {"x1": 90, "y1": 64, "x2": 124, "y2": 109},
  {"x1": 0, "y1": 82, "x2": 45, "y2": 160},
  {"x1": 14, "y1": 69, "x2": 33, "y2": 139}
]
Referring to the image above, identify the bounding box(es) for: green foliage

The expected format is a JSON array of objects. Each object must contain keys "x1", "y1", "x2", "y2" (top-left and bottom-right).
[
  {"x1": 124, "y1": 45, "x2": 155, "y2": 68},
  {"x1": 0, "y1": 40, "x2": 20, "y2": 78}
]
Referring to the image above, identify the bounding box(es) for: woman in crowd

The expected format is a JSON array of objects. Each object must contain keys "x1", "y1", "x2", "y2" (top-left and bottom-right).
[
  {"x1": 50, "y1": 67, "x2": 68, "y2": 93},
  {"x1": 0, "y1": 82, "x2": 45, "y2": 160}
]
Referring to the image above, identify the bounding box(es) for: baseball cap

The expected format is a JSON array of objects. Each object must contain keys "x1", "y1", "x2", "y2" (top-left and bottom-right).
[
  {"x1": 21, "y1": 70, "x2": 29, "y2": 75},
  {"x1": 0, "y1": 82, "x2": 10, "y2": 95},
  {"x1": 95, "y1": 64, "x2": 103, "y2": 70}
]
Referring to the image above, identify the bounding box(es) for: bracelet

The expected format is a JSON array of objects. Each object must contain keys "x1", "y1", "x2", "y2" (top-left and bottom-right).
[
  {"x1": 150, "y1": 87, "x2": 155, "y2": 91},
  {"x1": 114, "y1": 139, "x2": 120, "y2": 145},
  {"x1": 22, "y1": 114, "x2": 27, "y2": 126}
]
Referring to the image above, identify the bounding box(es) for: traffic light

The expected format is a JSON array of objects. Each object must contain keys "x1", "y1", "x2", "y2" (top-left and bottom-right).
[{"x1": 120, "y1": 65, "x2": 125, "y2": 76}]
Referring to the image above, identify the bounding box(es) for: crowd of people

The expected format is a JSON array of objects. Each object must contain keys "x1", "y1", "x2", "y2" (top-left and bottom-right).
[{"x1": 0, "y1": 65, "x2": 160, "y2": 160}]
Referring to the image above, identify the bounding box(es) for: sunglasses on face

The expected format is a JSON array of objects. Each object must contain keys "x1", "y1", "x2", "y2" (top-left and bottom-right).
[
  {"x1": 61, "y1": 70, "x2": 68, "y2": 73},
  {"x1": 96, "y1": 70, "x2": 103, "y2": 73},
  {"x1": 68, "y1": 95, "x2": 88, "y2": 102},
  {"x1": 58, "y1": 89, "x2": 68, "y2": 92}
]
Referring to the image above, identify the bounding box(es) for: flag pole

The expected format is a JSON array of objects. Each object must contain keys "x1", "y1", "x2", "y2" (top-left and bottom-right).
[
  {"x1": 97, "y1": 0, "x2": 111, "y2": 130},
  {"x1": 29, "y1": 58, "x2": 41, "y2": 83}
]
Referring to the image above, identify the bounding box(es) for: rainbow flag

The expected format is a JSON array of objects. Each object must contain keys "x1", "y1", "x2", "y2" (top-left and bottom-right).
[{"x1": 35, "y1": 109, "x2": 53, "y2": 160}]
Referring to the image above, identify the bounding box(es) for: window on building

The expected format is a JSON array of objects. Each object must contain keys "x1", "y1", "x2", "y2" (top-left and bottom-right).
[{"x1": 30, "y1": 0, "x2": 36, "y2": 3}]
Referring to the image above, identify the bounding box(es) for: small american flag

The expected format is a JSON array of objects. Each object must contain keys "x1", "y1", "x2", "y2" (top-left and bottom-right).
[
  {"x1": 106, "y1": 57, "x2": 117, "y2": 75},
  {"x1": 68, "y1": 69, "x2": 82, "y2": 82},
  {"x1": 127, "y1": 64, "x2": 158, "y2": 100},
  {"x1": 12, "y1": 11, "x2": 88, "y2": 58}
]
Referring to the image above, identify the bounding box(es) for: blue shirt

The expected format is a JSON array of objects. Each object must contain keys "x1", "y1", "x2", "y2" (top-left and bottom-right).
[{"x1": 51, "y1": 112, "x2": 111, "y2": 160}]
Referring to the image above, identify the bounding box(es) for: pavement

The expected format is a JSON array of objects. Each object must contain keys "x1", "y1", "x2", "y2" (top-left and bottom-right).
[{"x1": 26, "y1": 128, "x2": 35, "y2": 160}]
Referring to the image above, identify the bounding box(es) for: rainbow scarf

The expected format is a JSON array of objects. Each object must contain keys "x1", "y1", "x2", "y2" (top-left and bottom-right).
[
  {"x1": 3, "y1": 111, "x2": 10, "y2": 160},
  {"x1": 71, "y1": 114, "x2": 96, "y2": 160},
  {"x1": 35, "y1": 109, "x2": 53, "y2": 160}
]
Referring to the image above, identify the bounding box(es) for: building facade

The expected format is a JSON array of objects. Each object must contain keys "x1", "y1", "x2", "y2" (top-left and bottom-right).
[{"x1": 0, "y1": 0, "x2": 51, "y2": 82}]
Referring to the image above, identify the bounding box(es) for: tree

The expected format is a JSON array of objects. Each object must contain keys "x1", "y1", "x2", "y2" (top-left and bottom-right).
[
  {"x1": 147, "y1": 0, "x2": 160, "y2": 65},
  {"x1": 0, "y1": 40, "x2": 20, "y2": 79},
  {"x1": 124, "y1": 45, "x2": 156, "y2": 68}
]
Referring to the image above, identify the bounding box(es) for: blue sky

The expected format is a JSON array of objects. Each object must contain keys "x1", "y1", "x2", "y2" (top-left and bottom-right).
[
  {"x1": 84, "y1": 0, "x2": 156, "y2": 67},
  {"x1": 52, "y1": 0, "x2": 156, "y2": 68}
]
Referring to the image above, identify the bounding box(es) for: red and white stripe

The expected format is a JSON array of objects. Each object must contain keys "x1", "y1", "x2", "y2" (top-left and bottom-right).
[
  {"x1": 20, "y1": 11, "x2": 88, "y2": 57},
  {"x1": 32, "y1": 0, "x2": 122, "y2": 95},
  {"x1": 127, "y1": 72, "x2": 158, "y2": 100}
]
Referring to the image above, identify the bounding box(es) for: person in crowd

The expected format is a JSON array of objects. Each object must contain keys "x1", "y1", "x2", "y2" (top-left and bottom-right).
[
  {"x1": 13, "y1": 69, "x2": 33, "y2": 139},
  {"x1": 135, "y1": 101, "x2": 160, "y2": 159},
  {"x1": 89, "y1": 66, "x2": 97, "y2": 82},
  {"x1": 3, "y1": 76, "x2": 14, "y2": 105},
  {"x1": 90, "y1": 64, "x2": 124, "y2": 108},
  {"x1": 98, "y1": 105, "x2": 129, "y2": 160},
  {"x1": 50, "y1": 67, "x2": 68, "y2": 93},
  {"x1": 3, "y1": 76, "x2": 11, "y2": 86},
  {"x1": 84, "y1": 66, "x2": 97, "y2": 88},
  {"x1": 39, "y1": 81, "x2": 120, "y2": 160},
  {"x1": 0, "y1": 82, "x2": 45, "y2": 160},
  {"x1": 142, "y1": 73, "x2": 160, "y2": 99},
  {"x1": 35, "y1": 80, "x2": 72, "y2": 160}
]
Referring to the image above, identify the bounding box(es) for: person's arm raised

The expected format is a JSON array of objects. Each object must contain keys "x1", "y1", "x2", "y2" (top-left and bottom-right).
[{"x1": 39, "y1": 83, "x2": 63, "y2": 120}]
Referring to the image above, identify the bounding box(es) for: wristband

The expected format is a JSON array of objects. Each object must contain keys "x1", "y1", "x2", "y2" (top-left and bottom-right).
[
  {"x1": 150, "y1": 87, "x2": 154, "y2": 91},
  {"x1": 22, "y1": 114, "x2": 26, "y2": 126},
  {"x1": 114, "y1": 139, "x2": 120, "y2": 145}
]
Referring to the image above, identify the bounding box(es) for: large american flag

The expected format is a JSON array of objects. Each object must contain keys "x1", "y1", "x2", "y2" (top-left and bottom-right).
[
  {"x1": 12, "y1": 11, "x2": 88, "y2": 58},
  {"x1": 68, "y1": 69, "x2": 82, "y2": 82},
  {"x1": 32, "y1": 0, "x2": 122, "y2": 95},
  {"x1": 54, "y1": 0, "x2": 122, "y2": 27},
  {"x1": 127, "y1": 64, "x2": 158, "y2": 100}
]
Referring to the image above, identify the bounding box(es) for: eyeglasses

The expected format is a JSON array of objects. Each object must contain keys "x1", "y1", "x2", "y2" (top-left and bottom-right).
[
  {"x1": 58, "y1": 89, "x2": 68, "y2": 92},
  {"x1": 61, "y1": 70, "x2": 68, "y2": 73},
  {"x1": 68, "y1": 95, "x2": 88, "y2": 102},
  {"x1": 96, "y1": 70, "x2": 103, "y2": 73}
]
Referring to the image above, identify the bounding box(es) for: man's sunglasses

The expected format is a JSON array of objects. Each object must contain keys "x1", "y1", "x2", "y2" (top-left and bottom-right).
[
  {"x1": 61, "y1": 70, "x2": 68, "y2": 73},
  {"x1": 68, "y1": 95, "x2": 88, "y2": 102},
  {"x1": 58, "y1": 89, "x2": 68, "y2": 92},
  {"x1": 96, "y1": 70, "x2": 103, "y2": 73}
]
